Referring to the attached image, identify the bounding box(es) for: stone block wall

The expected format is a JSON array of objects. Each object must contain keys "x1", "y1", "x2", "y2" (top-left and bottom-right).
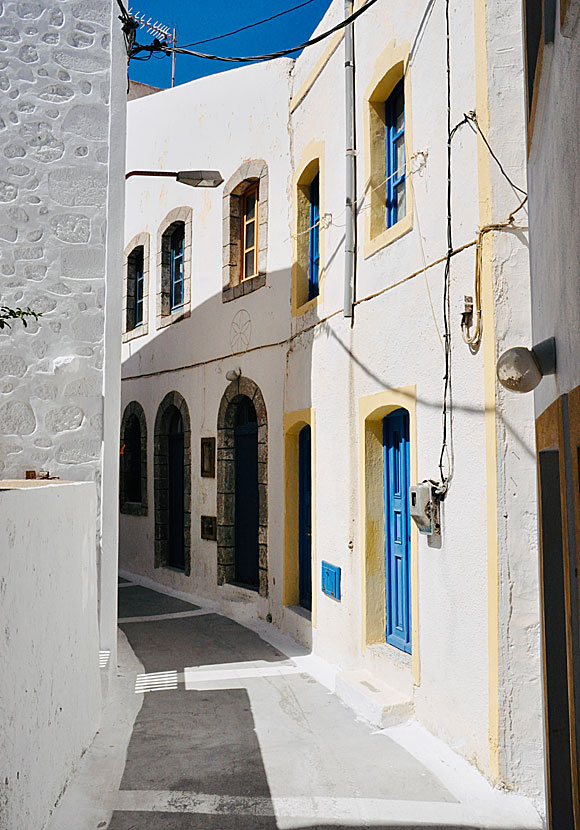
[{"x1": 0, "y1": 0, "x2": 116, "y2": 482}]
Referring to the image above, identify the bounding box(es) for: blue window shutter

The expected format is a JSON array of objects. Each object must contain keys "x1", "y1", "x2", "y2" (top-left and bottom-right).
[
  {"x1": 308, "y1": 173, "x2": 320, "y2": 300},
  {"x1": 385, "y1": 80, "x2": 405, "y2": 229},
  {"x1": 170, "y1": 225, "x2": 184, "y2": 311},
  {"x1": 135, "y1": 247, "x2": 144, "y2": 327},
  {"x1": 383, "y1": 409, "x2": 411, "y2": 653}
]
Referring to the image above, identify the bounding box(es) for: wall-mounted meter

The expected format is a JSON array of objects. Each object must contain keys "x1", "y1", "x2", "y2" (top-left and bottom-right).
[{"x1": 409, "y1": 481, "x2": 441, "y2": 536}]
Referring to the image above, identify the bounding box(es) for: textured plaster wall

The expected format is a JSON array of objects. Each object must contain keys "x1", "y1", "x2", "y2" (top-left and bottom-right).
[
  {"x1": 528, "y1": 7, "x2": 580, "y2": 416},
  {"x1": 0, "y1": 483, "x2": 100, "y2": 830},
  {"x1": 0, "y1": 0, "x2": 115, "y2": 482},
  {"x1": 120, "y1": 0, "x2": 543, "y2": 801}
]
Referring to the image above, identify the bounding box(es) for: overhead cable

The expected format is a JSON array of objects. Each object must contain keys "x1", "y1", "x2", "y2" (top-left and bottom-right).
[
  {"x1": 181, "y1": 0, "x2": 322, "y2": 48},
  {"x1": 130, "y1": 0, "x2": 380, "y2": 63}
]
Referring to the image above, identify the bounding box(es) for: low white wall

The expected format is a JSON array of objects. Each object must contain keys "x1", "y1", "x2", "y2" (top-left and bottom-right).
[{"x1": 0, "y1": 482, "x2": 101, "y2": 830}]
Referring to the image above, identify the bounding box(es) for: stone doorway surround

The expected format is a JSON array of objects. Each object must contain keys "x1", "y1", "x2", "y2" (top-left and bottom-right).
[
  {"x1": 217, "y1": 376, "x2": 268, "y2": 595},
  {"x1": 154, "y1": 391, "x2": 191, "y2": 575}
]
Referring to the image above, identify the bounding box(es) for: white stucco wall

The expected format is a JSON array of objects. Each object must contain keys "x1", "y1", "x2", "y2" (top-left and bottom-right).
[
  {"x1": 0, "y1": 482, "x2": 100, "y2": 830},
  {"x1": 0, "y1": 0, "x2": 126, "y2": 660},
  {"x1": 527, "y1": 4, "x2": 580, "y2": 416},
  {"x1": 120, "y1": 0, "x2": 543, "y2": 801}
]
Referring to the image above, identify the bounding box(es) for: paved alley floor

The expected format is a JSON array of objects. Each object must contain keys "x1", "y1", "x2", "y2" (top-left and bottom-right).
[{"x1": 49, "y1": 578, "x2": 543, "y2": 830}]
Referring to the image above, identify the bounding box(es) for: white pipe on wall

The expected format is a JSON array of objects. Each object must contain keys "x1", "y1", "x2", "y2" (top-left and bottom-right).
[{"x1": 343, "y1": 0, "x2": 356, "y2": 318}]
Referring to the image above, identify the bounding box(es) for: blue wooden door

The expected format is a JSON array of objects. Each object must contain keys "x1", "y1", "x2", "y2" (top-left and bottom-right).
[
  {"x1": 298, "y1": 424, "x2": 312, "y2": 611},
  {"x1": 168, "y1": 408, "x2": 185, "y2": 571},
  {"x1": 383, "y1": 409, "x2": 411, "y2": 653},
  {"x1": 234, "y1": 397, "x2": 259, "y2": 589}
]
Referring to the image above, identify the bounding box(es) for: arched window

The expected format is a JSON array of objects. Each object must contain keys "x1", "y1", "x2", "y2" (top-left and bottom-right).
[
  {"x1": 123, "y1": 233, "x2": 150, "y2": 341},
  {"x1": 127, "y1": 245, "x2": 144, "y2": 330},
  {"x1": 157, "y1": 207, "x2": 192, "y2": 328},
  {"x1": 222, "y1": 160, "x2": 269, "y2": 302},
  {"x1": 120, "y1": 401, "x2": 147, "y2": 516},
  {"x1": 363, "y1": 41, "x2": 412, "y2": 257},
  {"x1": 293, "y1": 155, "x2": 322, "y2": 314}
]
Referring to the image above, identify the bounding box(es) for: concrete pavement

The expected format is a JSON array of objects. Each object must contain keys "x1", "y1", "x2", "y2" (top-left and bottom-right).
[{"x1": 48, "y1": 578, "x2": 543, "y2": 830}]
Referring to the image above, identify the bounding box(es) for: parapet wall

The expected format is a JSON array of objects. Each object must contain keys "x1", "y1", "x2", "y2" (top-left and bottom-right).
[{"x1": 0, "y1": 481, "x2": 101, "y2": 830}]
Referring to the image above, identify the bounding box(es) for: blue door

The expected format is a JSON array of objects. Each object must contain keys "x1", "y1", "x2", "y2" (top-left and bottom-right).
[
  {"x1": 298, "y1": 424, "x2": 312, "y2": 611},
  {"x1": 234, "y1": 396, "x2": 259, "y2": 589},
  {"x1": 383, "y1": 409, "x2": 411, "y2": 653}
]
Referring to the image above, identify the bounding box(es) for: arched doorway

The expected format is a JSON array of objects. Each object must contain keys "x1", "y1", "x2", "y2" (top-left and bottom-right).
[
  {"x1": 120, "y1": 400, "x2": 147, "y2": 516},
  {"x1": 154, "y1": 391, "x2": 191, "y2": 574},
  {"x1": 217, "y1": 377, "x2": 268, "y2": 595},
  {"x1": 383, "y1": 407, "x2": 411, "y2": 653},
  {"x1": 298, "y1": 424, "x2": 312, "y2": 611},
  {"x1": 233, "y1": 396, "x2": 259, "y2": 588}
]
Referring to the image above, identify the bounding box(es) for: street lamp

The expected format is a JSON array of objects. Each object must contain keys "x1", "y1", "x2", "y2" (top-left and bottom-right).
[{"x1": 125, "y1": 169, "x2": 224, "y2": 187}]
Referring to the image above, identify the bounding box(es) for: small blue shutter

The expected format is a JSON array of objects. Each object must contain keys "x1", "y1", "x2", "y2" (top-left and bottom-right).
[
  {"x1": 383, "y1": 409, "x2": 411, "y2": 653},
  {"x1": 308, "y1": 174, "x2": 320, "y2": 300}
]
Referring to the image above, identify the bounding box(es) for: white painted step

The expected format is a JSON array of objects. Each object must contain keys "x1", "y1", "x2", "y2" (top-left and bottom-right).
[{"x1": 335, "y1": 670, "x2": 413, "y2": 728}]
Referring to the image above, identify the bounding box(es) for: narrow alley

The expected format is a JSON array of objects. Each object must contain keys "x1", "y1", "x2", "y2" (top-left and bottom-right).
[{"x1": 48, "y1": 579, "x2": 542, "y2": 830}]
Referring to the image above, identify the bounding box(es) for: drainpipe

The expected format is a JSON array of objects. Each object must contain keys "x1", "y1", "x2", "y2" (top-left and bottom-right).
[{"x1": 343, "y1": 0, "x2": 356, "y2": 318}]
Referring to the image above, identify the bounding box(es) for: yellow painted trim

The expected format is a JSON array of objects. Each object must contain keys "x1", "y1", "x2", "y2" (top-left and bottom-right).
[
  {"x1": 362, "y1": 40, "x2": 413, "y2": 260},
  {"x1": 358, "y1": 386, "x2": 419, "y2": 685},
  {"x1": 290, "y1": 31, "x2": 344, "y2": 114},
  {"x1": 292, "y1": 140, "x2": 325, "y2": 318},
  {"x1": 283, "y1": 408, "x2": 317, "y2": 627},
  {"x1": 473, "y1": 0, "x2": 500, "y2": 783}
]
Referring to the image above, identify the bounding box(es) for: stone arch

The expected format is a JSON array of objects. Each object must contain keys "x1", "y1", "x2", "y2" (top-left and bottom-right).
[
  {"x1": 222, "y1": 159, "x2": 269, "y2": 302},
  {"x1": 217, "y1": 376, "x2": 268, "y2": 595},
  {"x1": 154, "y1": 390, "x2": 192, "y2": 574},
  {"x1": 120, "y1": 400, "x2": 148, "y2": 516}
]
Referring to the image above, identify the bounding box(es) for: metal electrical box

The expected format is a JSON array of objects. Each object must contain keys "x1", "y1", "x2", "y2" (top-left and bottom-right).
[{"x1": 409, "y1": 482, "x2": 440, "y2": 535}]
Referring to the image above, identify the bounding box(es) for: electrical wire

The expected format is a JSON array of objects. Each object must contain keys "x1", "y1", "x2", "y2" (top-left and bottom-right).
[
  {"x1": 460, "y1": 195, "x2": 528, "y2": 351},
  {"x1": 181, "y1": 0, "x2": 322, "y2": 48},
  {"x1": 464, "y1": 113, "x2": 527, "y2": 197},
  {"x1": 130, "y1": 0, "x2": 380, "y2": 63},
  {"x1": 438, "y1": 0, "x2": 453, "y2": 495}
]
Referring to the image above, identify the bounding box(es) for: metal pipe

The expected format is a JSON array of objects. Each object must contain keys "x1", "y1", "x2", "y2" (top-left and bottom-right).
[{"x1": 343, "y1": 0, "x2": 356, "y2": 318}]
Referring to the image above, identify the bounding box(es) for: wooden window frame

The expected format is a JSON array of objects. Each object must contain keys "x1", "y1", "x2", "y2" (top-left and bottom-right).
[
  {"x1": 241, "y1": 183, "x2": 259, "y2": 281},
  {"x1": 308, "y1": 174, "x2": 320, "y2": 301},
  {"x1": 385, "y1": 80, "x2": 406, "y2": 230}
]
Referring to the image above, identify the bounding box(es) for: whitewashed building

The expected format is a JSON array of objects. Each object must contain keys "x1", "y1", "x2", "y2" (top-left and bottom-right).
[
  {"x1": 120, "y1": 0, "x2": 545, "y2": 805},
  {"x1": 515, "y1": 0, "x2": 580, "y2": 825}
]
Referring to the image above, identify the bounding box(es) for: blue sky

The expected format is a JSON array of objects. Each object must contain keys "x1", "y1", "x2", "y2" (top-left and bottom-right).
[{"x1": 128, "y1": 0, "x2": 333, "y2": 89}]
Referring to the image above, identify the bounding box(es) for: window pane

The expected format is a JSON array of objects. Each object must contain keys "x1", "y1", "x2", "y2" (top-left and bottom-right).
[
  {"x1": 245, "y1": 219, "x2": 255, "y2": 249},
  {"x1": 245, "y1": 191, "x2": 256, "y2": 221},
  {"x1": 395, "y1": 136, "x2": 405, "y2": 178},
  {"x1": 394, "y1": 90, "x2": 404, "y2": 133},
  {"x1": 396, "y1": 182, "x2": 406, "y2": 219},
  {"x1": 173, "y1": 280, "x2": 183, "y2": 308},
  {"x1": 244, "y1": 249, "x2": 255, "y2": 278}
]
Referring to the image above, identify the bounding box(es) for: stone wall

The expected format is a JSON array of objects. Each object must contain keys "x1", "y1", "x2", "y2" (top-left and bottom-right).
[{"x1": 0, "y1": 0, "x2": 116, "y2": 483}]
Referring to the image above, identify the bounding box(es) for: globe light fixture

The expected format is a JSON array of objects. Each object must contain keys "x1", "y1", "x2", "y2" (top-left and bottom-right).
[{"x1": 496, "y1": 337, "x2": 556, "y2": 393}]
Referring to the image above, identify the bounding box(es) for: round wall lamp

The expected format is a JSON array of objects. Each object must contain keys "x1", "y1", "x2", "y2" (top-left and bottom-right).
[
  {"x1": 225, "y1": 367, "x2": 242, "y2": 382},
  {"x1": 496, "y1": 337, "x2": 556, "y2": 393}
]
